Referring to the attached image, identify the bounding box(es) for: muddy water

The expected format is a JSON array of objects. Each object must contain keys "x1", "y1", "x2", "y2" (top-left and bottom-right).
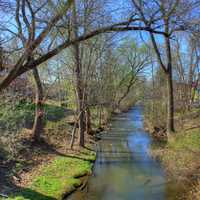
[{"x1": 68, "y1": 106, "x2": 182, "y2": 200}]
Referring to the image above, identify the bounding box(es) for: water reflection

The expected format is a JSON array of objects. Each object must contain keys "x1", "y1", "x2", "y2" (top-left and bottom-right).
[{"x1": 68, "y1": 106, "x2": 181, "y2": 200}]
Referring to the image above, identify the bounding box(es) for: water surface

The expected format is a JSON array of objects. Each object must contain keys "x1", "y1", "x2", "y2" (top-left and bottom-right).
[{"x1": 68, "y1": 106, "x2": 181, "y2": 200}]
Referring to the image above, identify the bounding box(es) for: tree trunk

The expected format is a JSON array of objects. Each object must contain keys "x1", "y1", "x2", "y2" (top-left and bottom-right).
[
  {"x1": 69, "y1": 123, "x2": 77, "y2": 149},
  {"x1": 0, "y1": 44, "x2": 3, "y2": 71},
  {"x1": 166, "y1": 70, "x2": 175, "y2": 134},
  {"x1": 85, "y1": 107, "x2": 92, "y2": 134},
  {"x1": 72, "y1": 0, "x2": 85, "y2": 147},
  {"x1": 191, "y1": 75, "x2": 200, "y2": 104},
  {"x1": 78, "y1": 109, "x2": 85, "y2": 146},
  {"x1": 149, "y1": 30, "x2": 175, "y2": 134},
  {"x1": 164, "y1": 30, "x2": 175, "y2": 134},
  {"x1": 32, "y1": 68, "x2": 44, "y2": 142},
  {"x1": 69, "y1": 111, "x2": 81, "y2": 149},
  {"x1": 99, "y1": 105, "x2": 102, "y2": 127},
  {"x1": 74, "y1": 44, "x2": 85, "y2": 146}
]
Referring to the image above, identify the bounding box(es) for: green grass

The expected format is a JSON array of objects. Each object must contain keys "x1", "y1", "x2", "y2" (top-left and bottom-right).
[
  {"x1": 167, "y1": 130, "x2": 200, "y2": 151},
  {"x1": 0, "y1": 99, "x2": 96, "y2": 200},
  {"x1": 152, "y1": 129, "x2": 200, "y2": 178},
  {"x1": 2, "y1": 152, "x2": 95, "y2": 200},
  {"x1": 0, "y1": 101, "x2": 33, "y2": 130},
  {"x1": 0, "y1": 101, "x2": 67, "y2": 131},
  {"x1": 150, "y1": 129, "x2": 200, "y2": 200}
]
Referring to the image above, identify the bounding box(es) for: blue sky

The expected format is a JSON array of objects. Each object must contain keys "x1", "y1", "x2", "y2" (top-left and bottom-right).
[{"x1": 0, "y1": 0, "x2": 192, "y2": 80}]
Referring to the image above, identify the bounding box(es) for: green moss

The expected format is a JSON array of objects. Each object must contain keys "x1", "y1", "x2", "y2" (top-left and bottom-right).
[{"x1": 6, "y1": 153, "x2": 95, "y2": 200}]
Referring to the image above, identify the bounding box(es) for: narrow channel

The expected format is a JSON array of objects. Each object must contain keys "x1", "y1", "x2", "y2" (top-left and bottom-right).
[{"x1": 68, "y1": 106, "x2": 181, "y2": 200}]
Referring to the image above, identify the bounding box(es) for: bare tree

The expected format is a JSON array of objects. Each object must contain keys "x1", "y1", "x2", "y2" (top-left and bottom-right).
[
  {"x1": 71, "y1": 0, "x2": 86, "y2": 147},
  {"x1": 173, "y1": 34, "x2": 200, "y2": 110},
  {"x1": 0, "y1": 0, "x2": 168, "y2": 92},
  {"x1": 116, "y1": 40, "x2": 150, "y2": 107},
  {"x1": 0, "y1": 0, "x2": 74, "y2": 91},
  {"x1": 131, "y1": 0, "x2": 199, "y2": 134}
]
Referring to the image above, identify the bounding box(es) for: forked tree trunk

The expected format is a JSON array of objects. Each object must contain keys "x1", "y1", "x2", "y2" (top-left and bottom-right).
[
  {"x1": 150, "y1": 31, "x2": 176, "y2": 135},
  {"x1": 72, "y1": 0, "x2": 85, "y2": 147},
  {"x1": 74, "y1": 41, "x2": 85, "y2": 147},
  {"x1": 32, "y1": 68, "x2": 44, "y2": 142},
  {"x1": 69, "y1": 111, "x2": 82, "y2": 149},
  {"x1": 73, "y1": 45, "x2": 85, "y2": 146}
]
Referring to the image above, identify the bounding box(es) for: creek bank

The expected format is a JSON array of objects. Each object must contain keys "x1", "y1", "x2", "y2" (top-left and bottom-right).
[
  {"x1": 1, "y1": 149, "x2": 96, "y2": 200},
  {"x1": 144, "y1": 119, "x2": 167, "y2": 142},
  {"x1": 65, "y1": 105, "x2": 138, "y2": 200},
  {"x1": 144, "y1": 115, "x2": 200, "y2": 200},
  {"x1": 0, "y1": 101, "x2": 134, "y2": 200},
  {"x1": 0, "y1": 100, "x2": 106, "y2": 200}
]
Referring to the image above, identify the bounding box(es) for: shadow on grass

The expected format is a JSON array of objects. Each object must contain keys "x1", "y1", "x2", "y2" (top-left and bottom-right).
[
  {"x1": 21, "y1": 139, "x2": 95, "y2": 163},
  {"x1": 13, "y1": 187, "x2": 56, "y2": 200},
  {"x1": 0, "y1": 140, "x2": 93, "y2": 198},
  {"x1": 14, "y1": 101, "x2": 74, "y2": 128},
  {"x1": 44, "y1": 104, "x2": 71, "y2": 122}
]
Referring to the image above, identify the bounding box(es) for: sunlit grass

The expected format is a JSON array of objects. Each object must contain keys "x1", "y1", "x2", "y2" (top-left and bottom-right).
[
  {"x1": 167, "y1": 129, "x2": 200, "y2": 151},
  {"x1": 3, "y1": 153, "x2": 95, "y2": 200},
  {"x1": 152, "y1": 129, "x2": 200, "y2": 178}
]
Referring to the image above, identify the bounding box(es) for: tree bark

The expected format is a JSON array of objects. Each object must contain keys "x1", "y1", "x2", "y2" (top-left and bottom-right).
[
  {"x1": 73, "y1": 42, "x2": 85, "y2": 146},
  {"x1": 69, "y1": 112, "x2": 81, "y2": 149},
  {"x1": 72, "y1": 0, "x2": 85, "y2": 147},
  {"x1": 166, "y1": 68, "x2": 175, "y2": 133},
  {"x1": 0, "y1": 44, "x2": 3, "y2": 71},
  {"x1": 32, "y1": 68, "x2": 44, "y2": 142},
  {"x1": 77, "y1": 99, "x2": 85, "y2": 147},
  {"x1": 85, "y1": 107, "x2": 92, "y2": 135},
  {"x1": 165, "y1": 32, "x2": 175, "y2": 134}
]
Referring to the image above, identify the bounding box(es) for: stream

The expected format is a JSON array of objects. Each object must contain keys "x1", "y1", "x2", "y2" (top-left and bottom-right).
[{"x1": 68, "y1": 106, "x2": 182, "y2": 200}]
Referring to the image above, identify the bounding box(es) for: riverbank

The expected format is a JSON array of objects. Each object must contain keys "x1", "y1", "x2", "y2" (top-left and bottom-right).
[
  {"x1": 0, "y1": 100, "x2": 136, "y2": 200},
  {"x1": 1, "y1": 148, "x2": 96, "y2": 200},
  {"x1": 68, "y1": 106, "x2": 185, "y2": 200},
  {"x1": 0, "y1": 101, "x2": 98, "y2": 200},
  {"x1": 145, "y1": 109, "x2": 200, "y2": 199},
  {"x1": 151, "y1": 130, "x2": 200, "y2": 199}
]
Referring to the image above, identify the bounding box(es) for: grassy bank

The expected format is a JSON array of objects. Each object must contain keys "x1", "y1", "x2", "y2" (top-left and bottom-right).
[
  {"x1": 1, "y1": 149, "x2": 96, "y2": 200},
  {"x1": 151, "y1": 127, "x2": 200, "y2": 199},
  {"x1": 0, "y1": 100, "x2": 68, "y2": 131},
  {"x1": 0, "y1": 100, "x2": 98, "y2": 200}
]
